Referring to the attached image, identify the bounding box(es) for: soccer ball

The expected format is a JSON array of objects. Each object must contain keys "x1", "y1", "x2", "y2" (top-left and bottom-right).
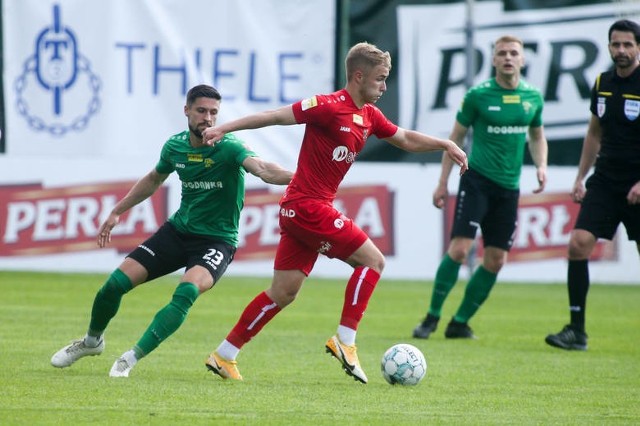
[{"x1": 380, "y1": 343, "x2": 427, "y2": 386}]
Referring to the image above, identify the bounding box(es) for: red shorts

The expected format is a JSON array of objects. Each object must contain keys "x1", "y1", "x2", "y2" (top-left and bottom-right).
[{"x1": 274, "y1": 199, "x2": 368, "y2": 275}]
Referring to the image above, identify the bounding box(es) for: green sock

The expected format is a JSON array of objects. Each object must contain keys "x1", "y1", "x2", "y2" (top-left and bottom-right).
[
  {"x1": 88, "y1": 269, "x2": 133, "y2": 336},
  {"x1": 428, "y1": 254, "x2": 461, "y2": 317},
  {"x1": 453, "y1": 266, "x2": 497, "y2": 323},
  {"x1": 135, "y1": 282, "x2": 199, "y2": 357}
]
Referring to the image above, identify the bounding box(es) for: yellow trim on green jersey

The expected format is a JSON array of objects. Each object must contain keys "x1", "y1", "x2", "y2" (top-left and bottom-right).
[
  {"x1": 456, "y1": 78, "x2": 544, "y2": 189},
  {"x1": 155, "y1": 131, "x2": 256, "y2": 246}
]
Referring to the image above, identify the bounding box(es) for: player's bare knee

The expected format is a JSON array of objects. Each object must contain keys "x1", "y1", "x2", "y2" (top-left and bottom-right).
[
  {"x1": 365, "y1": 253, "x2": 385, "y2": 273},
  {"x1": 447, "y1": 237, "x2": 475, "y2": 263},
  {"x1": 267, "y1": 285, "x2": 299, "y2": 308},
  {"x1": 483, "y1": 257, "x2": 505, "y2": 273},
  {"x1": 479, "y1": 247, "x2": 507, "y2": 273},
  {"x1": 348, "y1": 250, "x2": 384, "y2": 271},
  {"x1": 568, "y1": 231, "x2": 596, "y2": 259},
  {"x1": 447, "y1": 247, "x2": 468, "y2": 264},
  {"x1": 274, "y1": 294, "x2": 297, "y2": 308},
  {"x1": 568, "y1": 241, "x2": 590, "y2": 259},
  {"x1": 266, "y1": 291, "x2": 288, "y2": 308}
]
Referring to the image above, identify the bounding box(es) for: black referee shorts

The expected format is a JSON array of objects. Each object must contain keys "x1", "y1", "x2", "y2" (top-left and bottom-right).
[{"x1": 575, "y1": 173, "x2": 640, "y2": 241}]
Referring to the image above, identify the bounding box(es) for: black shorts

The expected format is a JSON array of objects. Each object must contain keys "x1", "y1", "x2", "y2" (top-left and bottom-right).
[
  {"x1": 127, "y1": 222, "x2": 236, "y2": 283},
  {"x1": 451, "y1": 168, "x2": 519, "y2": 251},
  {"x1": 575, "y1": 173, "x2": 640, "y2": 241}
]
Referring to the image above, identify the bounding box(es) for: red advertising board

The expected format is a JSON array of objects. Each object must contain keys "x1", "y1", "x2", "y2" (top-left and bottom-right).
[
  {"x1": 0, "y1": 182, "x2": 168, "y2": 256},
  {"x1": 1, "y1": 182, "x2": 395, "y2": 262}
]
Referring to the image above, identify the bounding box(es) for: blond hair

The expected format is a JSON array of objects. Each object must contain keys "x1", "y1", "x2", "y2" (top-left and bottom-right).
[
  {"x1": 493, "y1": 35, "x2": 524, "y2": 53},
  {"x1": 345, "y1": 42, "x2": 392, "y2": 81}
]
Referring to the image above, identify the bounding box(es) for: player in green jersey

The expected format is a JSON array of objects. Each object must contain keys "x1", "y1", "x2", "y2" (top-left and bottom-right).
[
  {"x1": 51, "y1": 84, "x2": 292, "y2": 377},
  {"x1": 413, "y1": 35, "x2": 548, "y2": 339}
]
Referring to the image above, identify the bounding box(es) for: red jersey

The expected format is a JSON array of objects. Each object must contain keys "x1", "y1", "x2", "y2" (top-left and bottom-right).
[{"x1": 283, "y1": 89, "x2": 398, "y2": 204}]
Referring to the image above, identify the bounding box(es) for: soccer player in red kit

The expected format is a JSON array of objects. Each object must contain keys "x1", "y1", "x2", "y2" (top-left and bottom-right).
[{"x1": 201, "y1": 42, "x2": 468, "y2": 383}]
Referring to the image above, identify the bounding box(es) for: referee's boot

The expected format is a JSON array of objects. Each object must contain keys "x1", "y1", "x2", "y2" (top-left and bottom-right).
[{"x1": 545, "y1": 324, "x2": 588, "y2": 351}]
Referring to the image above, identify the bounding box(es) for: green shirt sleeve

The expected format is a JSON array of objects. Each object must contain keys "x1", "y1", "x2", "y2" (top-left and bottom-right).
[
  {"x1": 155, "y1": 141, "x2": 176, "y2": 174},
  {"x1": 223, "y1": 133, "x2": 257, "y2": 168},
  {"x1": 456, "y1": 88, "x2": 478, "y2": 128}
]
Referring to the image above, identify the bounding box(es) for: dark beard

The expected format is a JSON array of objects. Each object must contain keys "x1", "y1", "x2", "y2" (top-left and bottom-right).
[{"x1": 189, "y1": 124, "x2": 203, "y2": 138}]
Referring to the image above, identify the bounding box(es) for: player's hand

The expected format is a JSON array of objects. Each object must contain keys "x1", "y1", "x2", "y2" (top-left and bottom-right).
[
  {"x1": 432, "y1": 183, "x2": 448, "y2": 209},
  {"x1": 571, "y1": 179, "x2": 586, "y2": 203},
  {"x1": 202, "y1": 126, "x2": 225, "y2": 146},
  {"x1": 97, "y1": 213, "x2": 120, "y2": 248},
  {"x1": 446, "y1": 142, "x2": 468, "y2": 175},
  {"x1": 626, "y1": 181, "x2": 640, "y2": 205},
  {"x1": 533, "y1": 166, "x2": 547, "y2": 194}
]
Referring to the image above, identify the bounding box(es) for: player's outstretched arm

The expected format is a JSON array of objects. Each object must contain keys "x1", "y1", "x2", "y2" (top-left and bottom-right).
[
  {"x1": 243, "y1": 156, "x2": 293, "y2": 186},
  {"x1": 202, "y1": 106, "x2": 297, "y2": 146},
  {"x1": 97, "y1": 169, "x2": 169, "y2": 248},
  {"x1": 384, "y1": 127, "x2": 468, "y2": 174}
]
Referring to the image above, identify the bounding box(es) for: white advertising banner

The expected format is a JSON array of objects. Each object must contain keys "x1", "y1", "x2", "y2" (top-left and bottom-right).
[
  {"x1": 2, "y1": 0, "x2": 335, "y2": 171},
  {"x1": 397, "y1": 2, "x2": 640, "y2": 141},
  {"x1": 1, "y1": 1, "x2": 637, "y2": 284}
]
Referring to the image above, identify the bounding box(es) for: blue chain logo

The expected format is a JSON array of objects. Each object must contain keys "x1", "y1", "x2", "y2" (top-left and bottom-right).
[{"x1": 14, "y1": 4, "x2": 101, "y2": 136}]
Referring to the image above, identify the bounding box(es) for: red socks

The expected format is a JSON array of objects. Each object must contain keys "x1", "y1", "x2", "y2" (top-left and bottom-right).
[
  {"x1": 340, "y1": 266, "x2": 380, "y2": 330},
  {"x1": 226, "y1": 291, "x2": 281, "y2": 348},
  {"x1": 226, "y1": 267, "x2": 380, "y2": 348}
]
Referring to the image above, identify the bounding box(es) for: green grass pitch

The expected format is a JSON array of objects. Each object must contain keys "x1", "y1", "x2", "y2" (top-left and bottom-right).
[{"x1": 1, "y1": 270, "x2": 638, "y2": 425}]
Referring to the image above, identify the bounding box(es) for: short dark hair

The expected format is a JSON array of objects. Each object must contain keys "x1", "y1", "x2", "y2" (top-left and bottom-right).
[
  {"x1": 186, "y1": 84, "x2": 221, "y2": 107},
  {"x1": 609, "y1": 19, "x2": 640, "y2": 44}
]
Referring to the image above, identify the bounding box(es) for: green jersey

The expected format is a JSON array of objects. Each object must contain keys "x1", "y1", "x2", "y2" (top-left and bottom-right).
[
  {"x1": 457, "y1": 78, "x2": 544, "y2": 189},
  {"x1": 155, "y1": 131, "x2": 256, "y2": 246}
]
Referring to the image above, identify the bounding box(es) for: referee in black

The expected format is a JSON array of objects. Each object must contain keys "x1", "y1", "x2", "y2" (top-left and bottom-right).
[{"x1": 545, "y1": 19, "x2": 640, "y2": 351}]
